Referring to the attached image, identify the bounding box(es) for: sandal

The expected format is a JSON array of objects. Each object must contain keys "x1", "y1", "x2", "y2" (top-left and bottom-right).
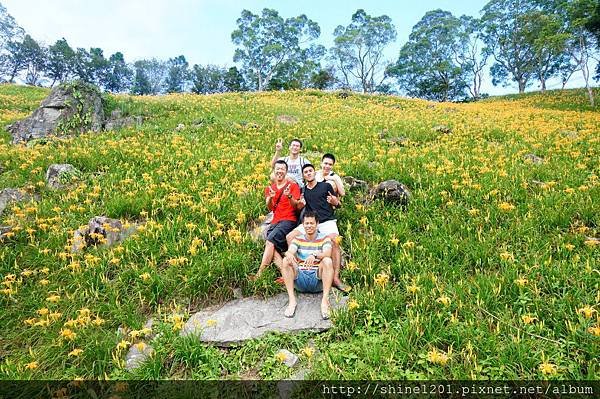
[
  {"x1": 275, "y1": 277, "x2": 285, "y2": 285},
  {"x1": 321, "y1": 303, "x2": 330, "y2": 320},
  {"x1": 334, "y1": 282, "x2": 352, "y2": 294},
  {"x1": 284, "y1": 302, "x2": 297, "y2": 318}
]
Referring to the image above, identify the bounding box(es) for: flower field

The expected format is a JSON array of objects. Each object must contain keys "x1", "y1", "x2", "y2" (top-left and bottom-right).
[{"x1": 0, "y1": 84, "x2": 598, "y2": 380}]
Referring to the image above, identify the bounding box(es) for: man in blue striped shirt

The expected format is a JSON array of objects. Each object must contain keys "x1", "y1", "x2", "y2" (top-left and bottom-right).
[{"x1": 280, "y1": 211, "x2": 334, "y2": 320}]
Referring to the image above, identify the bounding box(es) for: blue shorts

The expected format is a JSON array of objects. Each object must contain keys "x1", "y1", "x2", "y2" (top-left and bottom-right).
[{"x1": 294, "y1": 267, "x2": 323, "y2": 293}]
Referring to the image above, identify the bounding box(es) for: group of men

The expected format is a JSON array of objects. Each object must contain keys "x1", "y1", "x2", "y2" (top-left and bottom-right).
[{"x1": 253, "y1": 138, "x2": 348, "y2": 320}]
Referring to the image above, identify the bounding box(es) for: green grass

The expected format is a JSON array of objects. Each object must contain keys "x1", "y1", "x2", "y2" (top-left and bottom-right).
[{"x1": 0, "y1": 85, "x2": 598, "y2": 380}]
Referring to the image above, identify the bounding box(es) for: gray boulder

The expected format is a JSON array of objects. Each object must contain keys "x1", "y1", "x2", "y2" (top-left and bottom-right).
[
  {"x1": 276, "y1": 115, "x2": 298, "y2": 125},
  {"x1": 125, "y1": 342, "x2": 154, "y2": 371},
  {"x1": 7, "y1": 81, "x2": 104, "y2": 144},
  {"x1": 276, "y1": 349, "x2": 299, "y2": 368},
  {"x1": 371, "y1": 180, "x2": 411, "y2": 206},
  {"x1": 342, "y1": 176, "x2": 368, "y2": 191},
  {"x1": 386, "y1": 136, "x2": 410, "y2": 146},
  {"x1": 46, "y1": 164, "x2": 80, "y2": 190},
  {"x1": 72, "y1": 216, "x2": 139, "y2": 252},
  {"x1": 523, "y1": 153, "x2": 544, "y2": 165},
  {"x1": 104, "y1": 110, "x2": 143, "y2": 131},
  {"x1": 181, "y1": 292, "x2": 348, "y2": 346},
  {"x1": 0, "y1": 188, "x2": 38, "y2": 217},
  {"x1": 0, "y1": 226, "x2": 12, "y2": 242},
  {"x1": 433, "y1": 125, "x2": 452, "y2": 134}
]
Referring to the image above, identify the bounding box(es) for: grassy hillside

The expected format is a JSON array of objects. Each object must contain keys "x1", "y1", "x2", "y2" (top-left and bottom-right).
[{"x1": 0, "y1": 84, "x2": 598, "y2": 380}]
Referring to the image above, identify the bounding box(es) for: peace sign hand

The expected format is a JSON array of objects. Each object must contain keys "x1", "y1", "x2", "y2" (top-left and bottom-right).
[
  {"x1": 267, "y1": 186, "x2": 276, "y2": 198},
  {"x1": 275, "y1": 138, "x2": 283, "y2": 151}
]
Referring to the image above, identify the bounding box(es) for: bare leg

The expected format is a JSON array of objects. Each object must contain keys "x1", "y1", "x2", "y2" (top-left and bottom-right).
[
  {"x1": 329, "y1": 236, "x2": 343, "y2": 287},
  {"x1": 319, "y1": 258, "x2": 334, "y2": 319},
  {"x1": 256, "y1": 240, "x2": 275, "y2": 277},
  {"x1": 273, "y1": 251, "x2": 283, "y2": 272},
  {"x1": 281, "y1": 258, "x2": 297, "y2": 317},
  {"x1": 286, "y1": 229, "x2": 300, "y2": 248}
]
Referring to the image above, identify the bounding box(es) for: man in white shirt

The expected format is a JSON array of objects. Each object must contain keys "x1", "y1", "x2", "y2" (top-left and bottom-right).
[{"x1": 271, "y1": 138, "x2": 310, "y2": 187}]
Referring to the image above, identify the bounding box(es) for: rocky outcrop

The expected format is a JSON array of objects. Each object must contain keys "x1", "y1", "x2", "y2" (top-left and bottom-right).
[
  {"x1": 181, "y1": 292, "x2": 348, "y2": 346},
  {"x1": 104, "y1": 110, "x2": 143, "y2": 131},
  {"x1": 0, "y1": 189, "x2": 38, "y2": 217},
  {"x1": 371, "y1": 180, "x2": 411, "y2": 206},
  {"x1": 45, "y1": 164, "x2": 80, "y2": 190},
  {"x1": 342, "y1": 176, "x2": 369, "y2": 191},
  {"x1": 7, "y1": 81, "x2": 104, "y2": 144},
  {"x1": 523, "y1": 153, "x2": 544, "y2": 165},
  {"x1": 71, "y1": 216, "x2": 140, "y2": 252}
]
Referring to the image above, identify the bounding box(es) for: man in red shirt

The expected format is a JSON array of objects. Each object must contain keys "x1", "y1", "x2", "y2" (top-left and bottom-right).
[{"x1": 253, "y1": 160, "x2": 302, "y2": 278}]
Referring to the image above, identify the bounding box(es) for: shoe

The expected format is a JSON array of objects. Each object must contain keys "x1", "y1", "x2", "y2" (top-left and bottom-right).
[
  {"x1": 275, "y1": 277, "x2": 284, "y2": 285},
  {"x1": 284, "y1": 302, "x2": 297, "y2": 318},
  {"x1": 321, "y1": 303, "x2": 330, "y2": 320},
  {"x1": 334, "y1": 282, "x2": 352, "y2": 294}
]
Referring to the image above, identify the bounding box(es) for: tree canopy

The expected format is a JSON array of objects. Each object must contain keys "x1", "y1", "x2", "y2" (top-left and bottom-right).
[
  {"x1": 231, "y1": 8, "x2": 322, "y2": 91},
  {"x1": 330, "y1": 9, "x2": 396, "y2": 93}
]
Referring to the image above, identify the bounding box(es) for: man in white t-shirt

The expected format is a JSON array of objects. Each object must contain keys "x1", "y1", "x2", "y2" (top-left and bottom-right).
[{"x1": 271, "y1": 138, "x2": 310, "y2": 187}]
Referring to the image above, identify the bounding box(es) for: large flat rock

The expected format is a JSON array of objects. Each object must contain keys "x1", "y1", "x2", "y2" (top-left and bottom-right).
[{"x1": 181, "y1": 292, "x2": 347, "y2": 346}]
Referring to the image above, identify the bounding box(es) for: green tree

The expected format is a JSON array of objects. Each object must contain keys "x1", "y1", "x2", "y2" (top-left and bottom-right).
[
  {"x1": 131, "y1": 60, "x2": 151, "y2": 95},
  {"x1": 309, "y1": 68, "x2": 335, "y2": 90},
  {"x1": 330, "y1": 9, "x2": 396, "y2": 93},
  {"x1": 131, "y1": 58, "x2": 166, "y2": 95},
  {"x1": 389, "y1": 10, "x2": 468, "y2": 101},
  {"x1": 72, "y1": 48, "x2": 93, "y2": 82},
  {"x1": 22, "y1": 34, "x2": 45, "y2": 85},
  {"x1": 223, "y1": 66, "x2": 246, "y2": 92},
  {"x1": 0, "y1": 4, "x2": 25, "y2": 81},
  {"x1": 88, "y1": 47, "x2": 109, "y2": 86},
  {"x1": 456, "y1": 16, "x2": 490, "y2": 99},
  {"x1": 481, "y1": 0, "x2": 539, "y2": 93},
  {"x1": 522, "y1": 10, "x2": 570, "y2": 91},
  {"x1": 2, "y1": 36, "x2": 28, "y2": 82},
  {"x1": 190, "y1": 64, "x2": 225, "y2": 94},
  {"x1": 103, "y1": 52, "x2": 133, "y2": 93},
  {"x1": 266, "y1": 45, "x2": 325, "y2": 90},
  {"x1": 231, "y1": 8, "x2": 321, "y2": 91},
  {"x1": 164, "y1": 55, "x2": 189, "y2": 93},
  {"x1": 46, "y1": 38, "x2": 75, "y2": 86},
  {"x1": 559, "y1": 0, "x2": 597, "y2": 105}
]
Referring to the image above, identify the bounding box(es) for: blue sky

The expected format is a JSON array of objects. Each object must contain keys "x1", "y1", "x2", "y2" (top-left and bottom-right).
[{"x1": 2, "y1": 0, "x2": 592, "y2": 94}]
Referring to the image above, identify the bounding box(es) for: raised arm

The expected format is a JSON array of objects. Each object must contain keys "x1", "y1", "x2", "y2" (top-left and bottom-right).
[{"x1": 271, "y1": 139, "x2": 283, "y2": 168}]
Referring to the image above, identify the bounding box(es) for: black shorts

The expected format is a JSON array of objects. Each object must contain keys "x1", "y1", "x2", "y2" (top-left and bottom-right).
[{"x1": 266, "y1": 220, "x2": 297, "y2": 253}]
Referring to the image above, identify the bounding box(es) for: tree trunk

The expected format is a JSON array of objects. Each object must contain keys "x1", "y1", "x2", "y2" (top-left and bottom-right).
[
  {"x1": 540, "y1": 77, "x2": 546, "y2": 92},
  {"x1": 582, "y1": 60, "x2": 594, "y2": 107},
  {"x1": 518, "y1": 79, "x2": 526, "y2": 94}
]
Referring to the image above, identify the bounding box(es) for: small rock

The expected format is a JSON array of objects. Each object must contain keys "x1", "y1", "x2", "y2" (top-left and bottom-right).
[
  {"x1": 342, "y1": 176, "x2": 368, "y2": 191},
  {"x1": 386, "y1": 136, "x2": 410, "y2": 146},
  {"x1": 276, "y1": 349, "x2": 299, "y2": 368},
  {"x1": 46, "y1": 164, "x2": 80, "y2": 190},
  {"x1": 232, "y1": 288, "x2": 243, "y2": 299},
  {"x1": 371, "y1": 180, "x2": 411, "y2": 206},
  {"x1": 523, "y1": 153, "x2": 544, "y2": 165},
  {"x1": 433, "y1": 125, "x2": 452, "y2": 134},
  {"x1": 175, "y1": 123, "x2": 185, "y2": 131},
  {"x1": 0, "y1": 226, "x2": 12, "y2": 242},
  {"x1": 71, "y1": 216, "x2": 140, "y2": 252},
  {"x1": 0, "y1": 188, "x2": 37, "y2": 217},
  {"x1": 276, "y1": 115, "x2": 298, "y2": 125},
  {"x1": 248, "y1": 212, "x2": 273, "y2": 242},
  {"x1": 560, "y1": 130, "x2": 578, "y2": 139},
  {"x1": 125, "y1": 342, "x2": 154, "y2": 371}
]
